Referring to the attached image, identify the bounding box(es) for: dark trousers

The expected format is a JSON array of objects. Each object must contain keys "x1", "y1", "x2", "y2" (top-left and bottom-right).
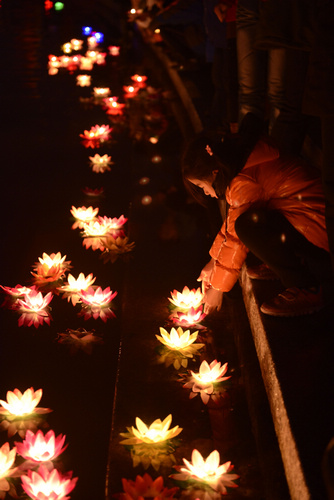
[{"x1": 235, "y1": 208, "x2": 332, "y2": 289}]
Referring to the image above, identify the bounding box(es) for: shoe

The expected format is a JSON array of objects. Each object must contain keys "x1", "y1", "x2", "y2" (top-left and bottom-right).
[
  {"x1": 247, "y1": 263, "x2": 279, "y2": 281},
  {"x1": 260, "y1": 286, "x2": 327, "y2": 317}
]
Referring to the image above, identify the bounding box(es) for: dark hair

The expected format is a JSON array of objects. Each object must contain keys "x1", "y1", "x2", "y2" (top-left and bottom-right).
[{"x1": 181, "y1": 134, "x2": 239, "y2": 205}]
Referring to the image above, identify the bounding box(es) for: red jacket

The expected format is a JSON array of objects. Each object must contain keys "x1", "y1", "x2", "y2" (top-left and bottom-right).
[{"x1": 209, "y1": 139, "x2": 329, "y2": 291}]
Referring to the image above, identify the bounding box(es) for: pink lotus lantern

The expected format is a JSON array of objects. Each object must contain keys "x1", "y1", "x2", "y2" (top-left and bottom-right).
[
  {"x1": 1, "y1": 284, "x2": 37, "y2": 299},
  {"x1": 80, "y1": 124, "x2": 112, "y2": 147},
  {"x1": 169, "y1": 286, "x2": 204, "y2": 312},
  {"x1": 31, "y1": 252, "x2": 71, "y2": 286},
  {"x1": 88, "y1": 154, "x2": 113, "y2": 173},
  {"x1": 183, "y1": 360, "x2": 230, "y2": 404},
  {"x1": 108, "y1": 45, "x2": 120, "y2": 56},
  {"x1": 76, "y1": 74, "x2": 91, "y2": 87},
  {"x1": 78, "y1": 286, "x2": 117, "y2": 322},
  {"x1": 131, "y1": 74, "x2": 147, "y2": 89},
  {"x1": 70, "y1": 205, "x2": 99, "y2": 229},
  {"x1": 119, "y1": 474, "x2": 179, "y2": 500},
  {"x1": 123, "y1": 85, "x2": 140, "y2": 99},
  {"x1": 21, "y1": 465, "x2": 78, "y2": 500},
  {"x1": 59, "y1": 273, "x2": 96, "y2": 305},
  {"x1": 170, "y1": 306, "x2": 206, "y2": 328},
  {"x1": 0, "y1": 388, "x2": 51, "y2": 418},
  {"x1": 0, "y1": 442, "x2": 17, "y2": 498},
  {"x1": 15, "y1": 430, "x2": 67, "y2": 463},
  {"x1": 172, "y1": 449, "x2": 238, "y2": 495},
  {"x1": 17, "y1": 290, "x2": 53, "y2": 328},
  {"x1": 97, "y1": 215, "x2": 128, "y2": 231}
]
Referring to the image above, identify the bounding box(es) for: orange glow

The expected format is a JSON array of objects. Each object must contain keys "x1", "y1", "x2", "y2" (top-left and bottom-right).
[
  {"x1": 172, "y1": 449, "x2": 239, "y2": 494},
  {"x1": 169, "y1": 286, "x2": 204, "y2": 311},
  {"x1": 31, "y1": 252, "x2": 71, "y2": 285},
  {"x1": 131, "y1": 74, "x2": 147, "y2": 88},
  {"x1": 123, "y1": 85, "x2": 139, "y2": 99},
  {"x1": 21, "y1": 465, "x2": 78, "y2": 500},
  {"x1": 15, "y1": 429, "x2": 67, "y2": 463},
  {"x1": 0, "y1": 388, "x2": 50, "y2": 417},
  {"x1": 120, "y1": 415, "x2": 182, "y2": 445},
  {"x1": 108, "y1": 45, "x2": 120, "y2": 56}
]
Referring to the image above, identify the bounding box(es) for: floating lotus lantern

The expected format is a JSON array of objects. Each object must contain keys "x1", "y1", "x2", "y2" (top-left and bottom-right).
[
  {"x1": 103, "y1": 97, "x2": 125, "y2": 116},
  {"x1": 78, "y1": 286, "x2": 117, "y2": 322},
  {"x1": 76, "y1": 74, "x2": 91, "y2": 87},
  {"x1": 120, "y1": 415, "x2": 182, "y2": 471},
  {"x1": 80, "y1": 124, "x2": 112, "y2": 147},
  {"x1": 87, "y1": 36, "x2": 98, "y2": 49},
  {"x1": 0, "y1": 388, "x2": 51, "y2": 420},
  {"x1": 169, "y1": 286, "x2": 204, "y2": 312},
  {"x1": 156, "y1": 327, "x2": 204, "y2": 369},
  {"x1": 100, "y1": 235, "x2": 135, "y2": 263},
  {"x1": 59, "y1": 273, "x2": 96, "y2": 305},
  {"x1": 0, "y1": 443, "x2": 17, "y2": 498},
  {"x1": 172, "y1": 449, "x2": 238, "y2": 495},
  {"x1": 88, "y1": 153, "x2": 113, "y2": 173},
  {"x1": 70, "y1": 38, "x2": 83, "y2": 51},
  {"x1": 17, "y1": 290, "x2": 53, "y2": 328},
  {"x1": 57, "y1": 328, "x2": 103, "y2": 354},
  {"x1": 82, "y1": 26, "x2": 92, "y2": 36},
  {"x1": 108, "y1": 45, "x2": 120, "y2": 56},
  {"x1": 86, "y1": 50, "x2": 98, "y2": 63},
  {"x1": 170, "y1": 306, "x2": 206, "y2": 328},
  {"x1": 119, "y1": 474, "x2": 179, "y2": 500},
  {"x1": 183, "y1": 360, "x2": 230, "y2": 404},
  {"x1": 21, "y1": 465, "x2": 78, "y2": 500},
  {"x1": 31, "y1": 252, "x2": 71, "y2": 286},
  {"x1": 120, "y1": 415, "x2": 182, "y2": 446},
  {"x1": 82, "y1": 187, "x2": 104, "y2": 197},
  {"x1": 0, "y1": 284, "x2": 36, "y2": 299},
  {"x1": 61, "y1": 42, "x2": 72, "y2": 54},
  {"x1": 15, "y1": 430, "x2": 67, "y2": 464},
  {"x1": 95, "y1": 52, "x2": 107, "y2": 65},
  {"x1": 131, "y1": 74, "x2": 147, "y2": 89},
  {"x1": 97, "y1": 215, "x2": 127, "y2": 231},
  {"x1": 93, "y1": 87, "x2": 110, "y2": 99},
  {"x1": 70, "y1": 205, "x2": 99, "y2": 229},
  {"x1": 79, "y1": 57, "x2": 93, "y2": 71},
  {"x1": 82, "y1": 220, "x2": 109, "y2": 238},
  {"x1": 123, "y1": 85, "x2": 140, "y2": 99},
  {"x1": 93, "y1": 31, "x2": 104, "y2": 43}
]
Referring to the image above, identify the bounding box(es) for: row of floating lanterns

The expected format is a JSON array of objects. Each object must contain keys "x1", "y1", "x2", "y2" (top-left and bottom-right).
[{"x1": 0, "y1": 21, "x2": 240, "y2": 500}]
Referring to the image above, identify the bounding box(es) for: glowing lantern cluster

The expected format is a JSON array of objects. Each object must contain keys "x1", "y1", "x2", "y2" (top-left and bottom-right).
[
  {"x1": 183, "y1": 360, "x2": 230, "y2": 404},
  {"x1": 172, "y1": 449, "x2": 238, "y2": 495},
  {"x1": 15, "y1": 430, "x2": 67, "y2": 463},
  {"x1": 88, "y1": 154, "x2": 113, "y2": 173},
  {"x1": 156, "y1": 327, "x2": 204, "y2": 369},
  {"x1": 21, "y1": 465, "x2": 78, "y2": 500}
]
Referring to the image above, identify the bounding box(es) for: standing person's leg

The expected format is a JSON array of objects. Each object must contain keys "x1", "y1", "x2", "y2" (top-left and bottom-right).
[
  {"x1": 236, "y1": 3, "x2": 267, "y2": 122},
  {"x1": 235, "y1": 207, "x2": 332, "y2": 316}
]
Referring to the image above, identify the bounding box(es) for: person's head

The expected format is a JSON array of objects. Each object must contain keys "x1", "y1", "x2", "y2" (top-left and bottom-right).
[{"x1": 181, "y1": 134, "x2": 235, "y2": 205}]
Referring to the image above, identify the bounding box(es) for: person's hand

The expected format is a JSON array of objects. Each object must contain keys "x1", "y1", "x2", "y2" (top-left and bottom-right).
[
  {"x1": 197, "y1": 259, "x2": 215, "y2": 293},
  {"x1": 214, "y1": 3, "x2": 228, "y2": 22},
  {"x1": 203, "y1": 288, "x2": 223, "y2": 315}
]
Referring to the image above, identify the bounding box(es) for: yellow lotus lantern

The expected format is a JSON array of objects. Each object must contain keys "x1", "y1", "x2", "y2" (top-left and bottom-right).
[
  {"x1": 0, "y1": 388, "x2": 51, "y2": 418},
  {"x1": 79, "y1": 56, "x2": 93, "y2": 70},
  {"x1": 172, "y1": 449, "x2": 239, "y2": 495},
  {"x1": 120, "y1": 415, "x2": 182, "y2": 446},
  {"x1": 71, "y1": 205, "x2": 99, "y2": 229},
  {"x1": 61, "y1": 42, "x2": 72, "y2": 54},
  {"x1": 183, "y1": 360, "x2": 230, "y2": 404},
  {"x1": 76, "y1": 74, "x2": 91, "y2": 87},
  {"x1": 169, "y1": 286, "x2": 204, "y2": 312},
  {"x1": 156, "y1": 327, "x2": 204, "y2": 369},
  {"x1": 70, "y1": 38, "x2": 83, "y2": 51},
  {"x1": 59, "y1": 272, "x2": 96, "y2": 305},
  {"x1": 88, "y1": 154, "x2": 113, "y2": 173}
]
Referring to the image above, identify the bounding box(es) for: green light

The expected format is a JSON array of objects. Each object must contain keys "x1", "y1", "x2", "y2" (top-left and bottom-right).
[{"x1": 54, "y1": 1, "x2": 64, "y2": 10}]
